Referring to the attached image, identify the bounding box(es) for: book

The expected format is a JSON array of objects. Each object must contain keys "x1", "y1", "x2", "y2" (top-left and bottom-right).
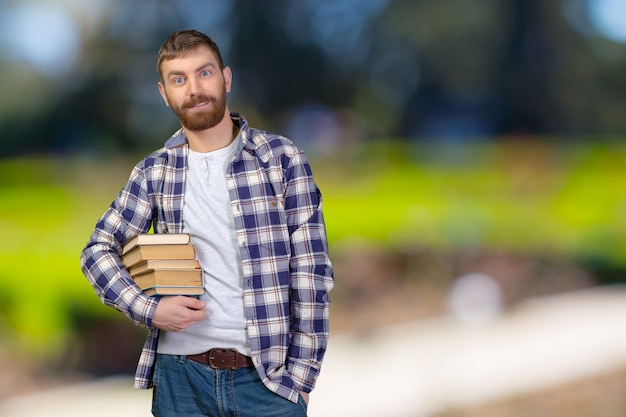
[
  {"x1": 143, "y1": 286, "x2": 205, "y2": 296},
  {"x1": 122, "y1": 233, "x2": 191, "y2": 255},
  {"x1": 128, "y1": 259, "x2": 200, "y2": 276},
  {"x1": 119, "y1": 233, "x2": 201, "y2": 296},
  {"x1": 132, "y1": 268, "x2": 204, "y2": 290},
  {"x1": 121, "y1": 244, "x2": 196, "y2": 268}
]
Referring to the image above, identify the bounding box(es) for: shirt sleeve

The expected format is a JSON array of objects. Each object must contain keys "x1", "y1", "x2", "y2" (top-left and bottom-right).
[
  {"x1": 283, "y1": 149, "x2": 334, "y2": 393},
  {"x1": 79, "y1": 161, "x2": 159, "y2": 328}
]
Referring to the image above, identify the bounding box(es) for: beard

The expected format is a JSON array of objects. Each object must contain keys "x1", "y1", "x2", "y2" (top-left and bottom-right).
[{"x1": 169, "y1": 87, "x2": 228, "y2": 132}]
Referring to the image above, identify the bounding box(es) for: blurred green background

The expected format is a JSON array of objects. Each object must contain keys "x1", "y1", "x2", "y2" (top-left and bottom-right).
[{"x1": 1, "y1": 0, "x2": 626, "y2": 415}]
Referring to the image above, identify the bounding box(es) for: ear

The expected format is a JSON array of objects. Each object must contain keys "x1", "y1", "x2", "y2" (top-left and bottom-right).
[
  {"x1": 158, "y1": 82, "x2": 170, "y2": 107},
  {"x1": 223, "y1": 66, "x2": 233, "y2": 93}
]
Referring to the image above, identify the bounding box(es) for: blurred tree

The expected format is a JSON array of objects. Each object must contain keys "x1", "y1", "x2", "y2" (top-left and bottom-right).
[
  {"x1": 1, "y1": 0, "x2": 626, "y2": 156},
  {"x1": 229, "y1": 0, "x2": 335, "y2": 117},
  {"x1": 495, "y1": 0, "x2": 565, "y2": 135},
  {"x1": 387, "y1": 0, "x2": 505, "y2": 139}
]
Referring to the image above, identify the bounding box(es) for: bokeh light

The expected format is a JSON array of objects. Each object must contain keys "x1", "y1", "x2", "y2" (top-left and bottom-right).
[
  {"x1": 0, "y1": 4, "x2": 81, "y2": 77},
  {"x1": 589, "y1": 0, "x2": 626, "y2": 42}
]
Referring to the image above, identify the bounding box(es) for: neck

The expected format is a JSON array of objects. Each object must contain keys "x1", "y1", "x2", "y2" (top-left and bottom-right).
[{"x1": 184, "y1": 111, "x2": 238, "y2": 153}]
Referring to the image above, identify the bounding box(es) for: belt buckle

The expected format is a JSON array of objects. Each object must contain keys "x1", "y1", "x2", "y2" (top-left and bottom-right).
[{"x1": 209, "y1": 348, "x2": 239, "y2": 370}]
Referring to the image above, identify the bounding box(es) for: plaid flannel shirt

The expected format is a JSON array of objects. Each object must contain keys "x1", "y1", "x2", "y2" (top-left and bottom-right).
[{"x1": 80, "y1": 113, "x2": 334, "y2": 403}]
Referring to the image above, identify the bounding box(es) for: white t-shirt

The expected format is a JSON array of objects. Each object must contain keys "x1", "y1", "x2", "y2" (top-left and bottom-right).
[{"x1": 157, "y1": 136, "x2": 251, "y2": 356}]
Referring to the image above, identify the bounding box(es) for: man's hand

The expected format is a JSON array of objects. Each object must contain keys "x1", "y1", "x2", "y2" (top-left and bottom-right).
[
  {"x1": 152, "y1": 296, "x2": 206, "y2": 332},
  {"x1": 300, "y1": 392, "x2": 309, "y2": 405}
]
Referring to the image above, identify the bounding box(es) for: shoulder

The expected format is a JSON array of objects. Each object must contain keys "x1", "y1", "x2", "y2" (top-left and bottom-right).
[
  {"x1": 233, "y1": 111, "x2": 301, "y2": 160},
  {"x1": 132, "y1": 146, "x2": 184, "y2": 177},
  {"x1": 133, "y1": 147, "x2": 167, "y2": 170},
  {"x1": 136, "y1": 126, "x2": 187, "y2": 171},
  {"x1": 132, "y1": 127, "x2": 187, "y2": 171},
  {"x1": 248, "y1": 129, "x2": 304, "y2": 162}
]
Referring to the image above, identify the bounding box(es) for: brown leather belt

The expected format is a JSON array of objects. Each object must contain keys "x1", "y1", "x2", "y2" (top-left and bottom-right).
[{"x1": 187, "y1": 349, "x2": 254, "y2": 370}]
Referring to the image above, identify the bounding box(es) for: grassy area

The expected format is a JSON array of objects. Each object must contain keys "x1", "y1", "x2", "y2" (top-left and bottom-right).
[
  {"x1": 0, "y1": 139, "x2": 624, "y2": 358},
  {"x1": 316, "y1": 139, "x2": 626, "y2": 261},
  {"x1": 0, "y1": 156, "x2": 135, "y2": 357}
]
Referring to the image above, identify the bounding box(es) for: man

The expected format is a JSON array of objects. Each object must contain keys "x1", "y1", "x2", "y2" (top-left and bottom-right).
[{"x1": 80, "y1": 29, "x2": 333, "y2": 416}]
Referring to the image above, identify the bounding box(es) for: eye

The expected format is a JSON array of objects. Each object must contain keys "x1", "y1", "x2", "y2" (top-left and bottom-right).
[
  {"x1": 172, "y1": 77, "x2": 184, "y2": 85},
  {"x1": 200, "y1": 69, "x2": 210, "y2": 77}
]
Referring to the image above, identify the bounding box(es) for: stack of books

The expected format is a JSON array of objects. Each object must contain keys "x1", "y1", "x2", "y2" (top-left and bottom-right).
[{"x1": 121, "y1": 233, "x2": 204, "y2": 296}]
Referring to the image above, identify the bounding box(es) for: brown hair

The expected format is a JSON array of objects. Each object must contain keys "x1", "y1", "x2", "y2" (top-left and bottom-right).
[{"x1": 156, "y1": 30, "x2": 225, "y2": 79}]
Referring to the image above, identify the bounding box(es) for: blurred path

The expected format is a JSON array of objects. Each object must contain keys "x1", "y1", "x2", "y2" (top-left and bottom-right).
[
  {"x1": 2, "y1": 286, "x2": 626, "y2": 417},
  {"x1": 311, "y1": 285, "x2": 626, "y2": 416}
]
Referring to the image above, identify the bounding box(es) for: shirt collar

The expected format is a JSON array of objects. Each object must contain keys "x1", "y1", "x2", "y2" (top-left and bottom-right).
[{"x1": 163, "y1": 112, "x2": 255, "y2": 152}]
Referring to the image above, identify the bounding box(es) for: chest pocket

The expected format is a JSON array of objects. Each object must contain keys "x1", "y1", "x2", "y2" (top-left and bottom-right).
[{"x1": 233, "y1": 154, "x2": 290, "y2": 254}]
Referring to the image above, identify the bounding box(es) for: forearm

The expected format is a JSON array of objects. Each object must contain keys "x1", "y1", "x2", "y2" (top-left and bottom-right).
[
  {"x1": 81, "y1": 238, "x2": 158, "y2": 328},
  {"x1": 287, "y1": 219, "x2": 334, "y2": 392},
  {"x1": 80, "y1": 167, "x2": 157, "y2": 327},
  {"x1": 282, "y1": 148, "x2": 334, "y2": 392}
]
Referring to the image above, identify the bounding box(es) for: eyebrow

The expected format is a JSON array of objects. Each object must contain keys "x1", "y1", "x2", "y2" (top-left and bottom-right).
[{"x1": 166, "y1": 62, "x2": 217, "y2": 79}]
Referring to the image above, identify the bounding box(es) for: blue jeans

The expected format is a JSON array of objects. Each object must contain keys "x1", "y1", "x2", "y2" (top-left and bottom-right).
[{"x1": 151, "y1": 354, "x2": 308, "y2": 417}]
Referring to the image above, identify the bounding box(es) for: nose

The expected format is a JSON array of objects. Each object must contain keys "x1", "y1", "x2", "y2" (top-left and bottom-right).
[{"x1": 186, "y1": 76, "x2": 202, "y2": 96}]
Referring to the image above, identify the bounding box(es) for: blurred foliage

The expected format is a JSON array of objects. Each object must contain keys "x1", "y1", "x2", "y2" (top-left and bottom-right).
[
  {"x1": 1, "y1": 0, "x2": 626, "y2": 377},
  {"x1": 320, "y1": 139, "x2": 626, "y2": 279},
  {"x1": 2, "y1": 0, "x2": 626, "y2": 156},
  {"x1": 0, "y1": 139, "x2": 624, "y2": 358}
]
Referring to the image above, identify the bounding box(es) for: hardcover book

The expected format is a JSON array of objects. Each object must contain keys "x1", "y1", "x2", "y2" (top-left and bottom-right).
[
  {"x1": 128, "y1": 259, "x2": 200, "y2": 276},
  {"x1": 121, "y1": 244, "x2": 196, "y2": 268},
  {"x1": 132, "y1": 268, "x2": 204, "y2": 290},
  {"x1": 122, "y1": 233, "x2": 191, "y2": 255},
  {"x1": 142, "y1": 286, "x2": 205, "y2": 296}
]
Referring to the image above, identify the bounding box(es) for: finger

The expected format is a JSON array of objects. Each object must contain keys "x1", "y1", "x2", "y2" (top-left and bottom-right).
[
  {"x1": 187, "y1": 309, "x2": 207, "y2": 322},
  {"x1": 178, "y1": 296, "x2": 207, "y2": 310}
]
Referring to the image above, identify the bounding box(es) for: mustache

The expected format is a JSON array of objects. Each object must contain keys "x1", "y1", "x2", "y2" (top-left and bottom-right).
[{"x1": 183, "y1": 95, "x2": 214, "y2": 109}]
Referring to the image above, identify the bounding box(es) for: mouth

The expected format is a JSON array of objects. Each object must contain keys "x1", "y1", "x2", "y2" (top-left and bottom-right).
[{"x1": 185, "y1": 98, "x2": 212, "y2": 110}]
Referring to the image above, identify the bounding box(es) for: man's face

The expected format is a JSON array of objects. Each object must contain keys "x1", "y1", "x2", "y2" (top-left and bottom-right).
[{"x1": 158, "y1": 46, "x2": 232, "y2": 132}]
